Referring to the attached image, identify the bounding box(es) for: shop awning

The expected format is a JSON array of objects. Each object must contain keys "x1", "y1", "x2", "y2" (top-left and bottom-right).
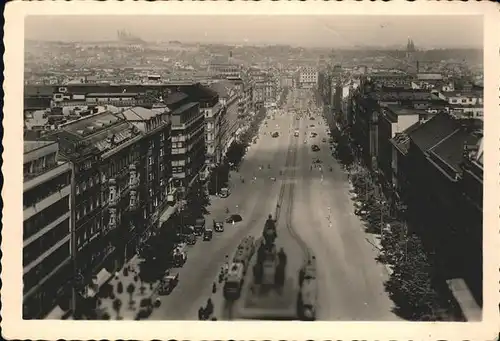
[
  {"x1": 93, "y1": 268, "x2": 112, "y2": 288},
  {"x1": 84, "y1": 268, "x2": 112, "y2": 298},
  {"x1": 159, "y1": 204, "x2": 178, "y2": 225}
]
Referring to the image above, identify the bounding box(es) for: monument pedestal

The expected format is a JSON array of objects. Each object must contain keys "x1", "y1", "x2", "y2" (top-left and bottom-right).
[{"x1": 237, "y1": 278, "x2": 298, "y2": 320}]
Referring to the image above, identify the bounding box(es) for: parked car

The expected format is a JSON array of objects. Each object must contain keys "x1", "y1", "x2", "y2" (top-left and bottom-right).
[
  {"x1": 186, "y1": 233, "x2": 197, "y2": 245},
  {"x1": 172, "y1": 249, "x2": 187, "y2": 267},
  {"x1": 159, "y1": 272, "x2": 179, "y2": 295},
  {"x1": 272, "y1": 132, "x2": 279, "y2": 138},
  {"x1": 203, "y1": 228, "x2": 213, "y2": 241},
  {"x1": 214, "y1": 220, "x2": 224, "y2": 232},
  {"x1": 311, "y1": 145, "x2": 320, "y2": 152}
]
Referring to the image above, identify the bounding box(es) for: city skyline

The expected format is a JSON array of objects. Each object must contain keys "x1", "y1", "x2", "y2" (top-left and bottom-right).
[{"x1": 25, "y1": 15, "x2": 483, "y2": 49}]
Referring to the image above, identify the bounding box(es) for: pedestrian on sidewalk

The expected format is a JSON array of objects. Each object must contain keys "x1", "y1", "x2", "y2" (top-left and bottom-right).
[{"x1": 198, "y1": 306, "x2": 205, "y2": 320}]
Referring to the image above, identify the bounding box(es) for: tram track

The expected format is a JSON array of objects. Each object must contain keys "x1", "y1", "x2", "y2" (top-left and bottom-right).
[{"x1": 275, "y1": 121, "x2": 312, "y2": 263}]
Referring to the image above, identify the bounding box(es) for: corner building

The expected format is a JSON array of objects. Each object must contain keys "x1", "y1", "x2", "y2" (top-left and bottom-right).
[{"x1": 23, "y1": 141, "x2": 73, "y2": 319}]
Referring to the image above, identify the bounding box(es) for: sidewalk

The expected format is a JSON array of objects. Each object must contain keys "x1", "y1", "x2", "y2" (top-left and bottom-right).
[{"x1": 96, "y1": 254, "x2": 162, "y2": 320}]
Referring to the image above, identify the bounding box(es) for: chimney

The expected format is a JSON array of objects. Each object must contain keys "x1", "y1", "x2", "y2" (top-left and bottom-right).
[{"x1": 416, "y1": 61, "x2": 419, "y2": 74}]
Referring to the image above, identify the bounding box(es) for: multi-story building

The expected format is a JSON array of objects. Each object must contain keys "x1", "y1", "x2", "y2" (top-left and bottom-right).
[
  {"x1": 23, "y1": 141, "x2": 73, "y2": 319},
  {"x1": 377, "y1": 104, "x2": 435, "y2": 185},
  {"x1": 43, "y1": 106, "x2": 172, "y2": 317},
  {"x1": 210, "y1": 80, "x2": 241, "y2": 159},
  {"x1": 280, "y1": 73, "x2": 294, "y2": 88},
  {"x1": 437, "y1": 90, "x2": 484, "y2": 119},
  {"x1": 403, "y1": 113, "x2": 483, "y2": 306},
  {"x1": 298, "y1": 67, "x2": 318, "y2": 89},
  {"x1": 117, "y1": 105, "x2": 173, "y2": 243},
  {"x1": 208, "y1": 57, "x2": 243, "y2": 79},
  {"x1": 198, "y1": 91, "x2": 223, "y2": 168},
  {"x1": 165, "y1": 91, "x2": 205, "y2": 195}
]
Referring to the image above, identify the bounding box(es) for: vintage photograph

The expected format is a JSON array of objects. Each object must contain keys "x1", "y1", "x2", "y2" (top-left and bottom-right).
[{"x1": 2, "y1": 1, "x2": 499, "y2": 340}]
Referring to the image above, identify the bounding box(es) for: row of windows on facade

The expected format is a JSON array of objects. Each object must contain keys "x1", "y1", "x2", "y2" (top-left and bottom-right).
[
  {"x1": 24, "y1": 197, "x2": 69, "y2": 241},
  {"x1": 23, "y1": 152, "x2": 58, "y2": 177},
  {"x1": 24, "y1": 241, "x2": 70, "y2": 294},
  {"x1": 449, "y1": 98, "x2": 482, "y2": 104},
  {"x1": 23, "y1": 171, "x2": 71, "y2": 208},
  {"x1": 76, "y1": 152, "x2": 166, "y2": 195},
  {"x1": 23, "y1": 218, "x2": 70, "y2": 268},
  {"x1": 75, "y1": 167, "x2": 167, "y2": 222},
  {"x1": 23, "y1": 259, "x2": 71, "y2": 318},
  {"x1": 75, "y1": 189, "x2": 166, "y2": 248}
]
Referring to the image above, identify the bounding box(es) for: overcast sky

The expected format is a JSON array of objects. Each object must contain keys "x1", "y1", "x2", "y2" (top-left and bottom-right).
[{"x1": 25, "y1": 15, "x2": 483, "y2": 49}]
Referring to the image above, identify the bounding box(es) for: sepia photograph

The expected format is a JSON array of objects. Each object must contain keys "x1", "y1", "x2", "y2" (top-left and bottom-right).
[{"x1": 2, "y1": 1, "x2": 499, "y2": 340}]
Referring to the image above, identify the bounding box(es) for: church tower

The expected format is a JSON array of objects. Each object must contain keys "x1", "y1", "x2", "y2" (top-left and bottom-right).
[{"x1": 405, "y1": 37, "x2": 416, "y2": 60}]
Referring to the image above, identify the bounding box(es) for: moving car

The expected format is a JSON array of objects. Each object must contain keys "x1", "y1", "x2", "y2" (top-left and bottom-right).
[
  {"x1": 271, "y1": 132, "x2": 279, "y2": 138},
  {"x1": 226, "y1": 214, "x2": 243, "y2": 223},
  {"x1": 294, "y1": 130, "x2": 300, "y2": 137},
  {"x1": 322, "y1": 138, "x2": 327, "y2": 142},
  {"x1": 214, "y1": 220, "x2": 224, "y2": 232},
  {"x1": 311, "y1": 145, "x2": 320, "y2": 152},
  {"x1": 219, "y1": 187, "x2": 231, "y2": 198},
  {"x1": 310, "y1": 124, "x2": 315, "y2": 127}
]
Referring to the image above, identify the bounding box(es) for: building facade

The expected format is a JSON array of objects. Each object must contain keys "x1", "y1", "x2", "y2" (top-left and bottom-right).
[
  {"x1": 298, "y1": 67, "x2": 319, "y2": 89},
  {"x1": 23, "y1": 141, "x2": 73, "y2": 319},
  {"x1": 39, "y1": 106, "x2": 173, "y2": 317},
  {"x1": 166, "y1": 92, "x2": 205, "y2": 195}
]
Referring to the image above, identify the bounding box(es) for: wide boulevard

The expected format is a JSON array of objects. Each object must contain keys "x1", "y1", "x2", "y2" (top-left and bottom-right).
[{"x1": 151, "y1": 88, "x2": 399, "y2": 320}]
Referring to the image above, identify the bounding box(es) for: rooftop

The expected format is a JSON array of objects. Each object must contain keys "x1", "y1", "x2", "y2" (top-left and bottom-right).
[
  {"x1": 86, "y1": 92, "x2": 139, "y2": 97},
  {"x1": 209, "y1": 80, "x2": 238, "y2": 99},
  {"x1": 24, "y1": 140, "x2": 55, "y2": 154},
  {"x1": 163, "y1": 91, "x2": 188, "y2": 105},
  {"x1": 429, "y1": 129, "x2": 478, "y2": 171},
  {"x1": 119, "y1": 106, "x2": 168, "y2": 121},
  {"x1": 390, "y1": 121, "x2": 421, "y2": 155},
  {"x1": 409, "y1": 112, "x2": 458, "y2": 152},
  {"x1": 441, "y1": 90, "x2": 483, "y2": 98},
  {"x1": 370, "y1": 91, "x2": 434, "y2": 102},
  {"x1": 384, "y1": 104, "x2": 428, "y2": 116},
  {"x1": 171, "y1": 101, "x2": 198, "y2": 115},
  {"x1": 416, "y1": 73, "x2": 444, "y2": 81}
]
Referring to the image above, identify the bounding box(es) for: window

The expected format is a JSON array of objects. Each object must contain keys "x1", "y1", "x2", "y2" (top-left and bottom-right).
[
  {"x1": 76, "y1": 185, "x2": 80, "y2": 194},
  {"x1": 160, "y1": 149, "x2": 164, "y2": 157},
  {"x1": 89, "y1": 178, "x2": 93, "y2": 187},
  {"x1": 160, "y1": 163, "x2": 164, "y2": 171},
  {"x1": 148, "y1": 157, "x2": 153, "y2": 165}
]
